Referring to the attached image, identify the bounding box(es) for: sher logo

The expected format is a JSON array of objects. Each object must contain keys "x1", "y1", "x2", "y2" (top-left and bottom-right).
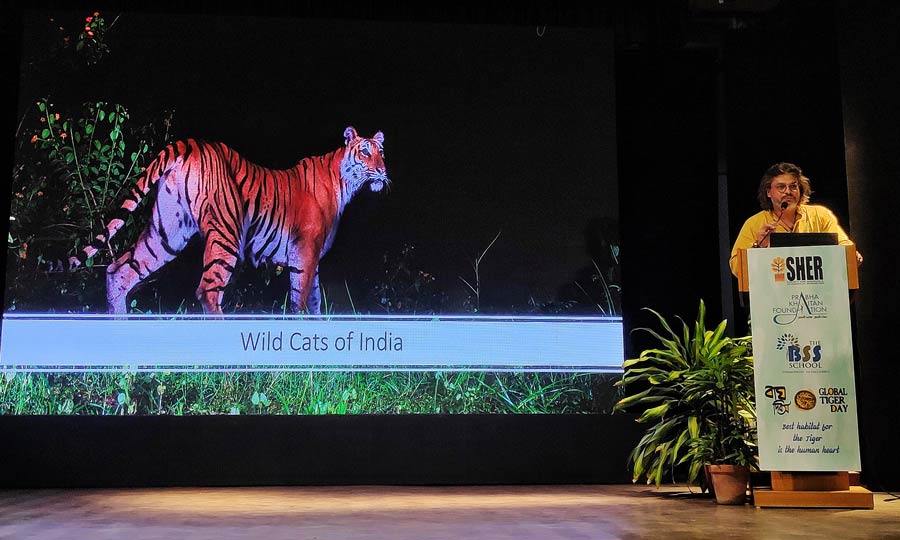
[{"x1": 785, "y1": 255, "x2": 824, "y2": 282}]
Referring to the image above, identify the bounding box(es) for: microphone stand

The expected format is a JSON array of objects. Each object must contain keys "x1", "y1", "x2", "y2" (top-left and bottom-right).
[{"x1": 754, "y1": 201, "x2": 789, "y2": 248}]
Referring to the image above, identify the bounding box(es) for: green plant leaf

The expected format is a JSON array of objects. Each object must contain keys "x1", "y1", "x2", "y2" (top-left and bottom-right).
[
  {"x1": 613, "y1": 387, "x2": 653, "y2": 410},
  {"x1": 637, "y1": 402, "x2": 669, "y2": 422}
]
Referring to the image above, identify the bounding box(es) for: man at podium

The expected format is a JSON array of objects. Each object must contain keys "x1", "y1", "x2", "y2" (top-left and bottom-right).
[
  {"x1": 728, "y1": 163, "x2": 872, "y2": 508},
  {"x1": 729, "y1": 162, "x2": 863, "y2": 277}
]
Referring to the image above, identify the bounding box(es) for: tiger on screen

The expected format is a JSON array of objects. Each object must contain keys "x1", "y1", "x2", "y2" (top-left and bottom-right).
[{"x1": 69, "y1": 126, "x2": 389, "y2": 314}]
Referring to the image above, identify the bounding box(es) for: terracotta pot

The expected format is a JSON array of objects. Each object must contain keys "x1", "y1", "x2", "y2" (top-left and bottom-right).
[{"x1": 707, "y1": 464, "x2": 749, "y2": 505}]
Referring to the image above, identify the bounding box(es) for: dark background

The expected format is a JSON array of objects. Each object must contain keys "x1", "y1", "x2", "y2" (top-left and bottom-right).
[{"x1": 2, "y1": 0, "x2": 899, "y2": 491}]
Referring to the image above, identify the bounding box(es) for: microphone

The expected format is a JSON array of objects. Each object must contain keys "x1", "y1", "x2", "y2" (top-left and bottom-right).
[{"x1": 756, "y1": 201, "x2": 789, "y2": 248}]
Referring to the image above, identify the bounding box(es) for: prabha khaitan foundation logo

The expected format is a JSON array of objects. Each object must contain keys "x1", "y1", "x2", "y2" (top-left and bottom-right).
[{"x1": 771, "y1": 292, "x2": 829, "y2": 325}]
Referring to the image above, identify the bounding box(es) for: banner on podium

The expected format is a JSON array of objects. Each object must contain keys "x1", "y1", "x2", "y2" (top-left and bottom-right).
[{"x1": 748, "y1": 245, "x2": 861, "y2": 471}]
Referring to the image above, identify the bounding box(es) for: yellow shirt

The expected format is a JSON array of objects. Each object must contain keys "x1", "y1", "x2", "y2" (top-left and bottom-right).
[{"x1": 729, "y1": 204, "x2": 853, "y2": 276}]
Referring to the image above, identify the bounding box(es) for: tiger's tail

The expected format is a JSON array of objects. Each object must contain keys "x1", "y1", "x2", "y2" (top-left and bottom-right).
[{"x1": 68, "y1": 141, "x2": 187, "y2": 270}]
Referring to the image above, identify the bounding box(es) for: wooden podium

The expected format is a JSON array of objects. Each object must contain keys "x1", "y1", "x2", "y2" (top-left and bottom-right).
[{"x1": 737, "y1": 244, "x2": 873, "y2": 509}]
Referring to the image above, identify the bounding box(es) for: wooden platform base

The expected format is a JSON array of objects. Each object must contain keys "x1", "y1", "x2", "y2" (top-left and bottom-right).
[
  {"x1": 753, "y1": 485, "x2": 874, "y2": 509},
  {"x1": 771, "y1": 470, "x2": 849, "y2": 491}
]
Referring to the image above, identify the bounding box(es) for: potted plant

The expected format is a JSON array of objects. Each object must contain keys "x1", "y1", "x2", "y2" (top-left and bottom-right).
[
  {"x1": 683, "y1": 331, "x2": 757, "y2": 504},
  {"x1": 614, "y1": 299, "x2": 757, "y2": 503}
]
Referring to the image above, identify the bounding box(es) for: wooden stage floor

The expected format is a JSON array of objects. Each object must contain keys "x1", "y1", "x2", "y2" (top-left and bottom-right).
[{"x1": 1, "y1": 484, "x2": 898, "y2": 539}]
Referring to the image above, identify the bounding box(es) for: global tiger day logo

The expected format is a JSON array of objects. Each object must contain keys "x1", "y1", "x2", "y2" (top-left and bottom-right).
[{"x1": 776, "y1": 333, "x2": 823, "y2": 369}]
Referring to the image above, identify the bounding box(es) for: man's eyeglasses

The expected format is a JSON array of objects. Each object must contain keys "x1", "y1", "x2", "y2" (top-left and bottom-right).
[{"x1": 772, "y1": 183, "x2": 800, "y2": 193}]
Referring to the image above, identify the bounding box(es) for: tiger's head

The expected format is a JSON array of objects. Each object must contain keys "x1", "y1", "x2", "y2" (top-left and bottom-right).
[{"x1": 340, "y1": 126, "x2": 390, "y2": 193}]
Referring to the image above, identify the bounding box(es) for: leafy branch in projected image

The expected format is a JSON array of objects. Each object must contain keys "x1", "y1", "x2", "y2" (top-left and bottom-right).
[{"x1": 8, "y1": 11, "x2": 171, "y2": 313}]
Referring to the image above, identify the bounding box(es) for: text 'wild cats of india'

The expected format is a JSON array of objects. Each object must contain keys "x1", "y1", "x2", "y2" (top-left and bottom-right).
[{"x1": 240, "y1": 331, "x2": 403, "y2": 352}]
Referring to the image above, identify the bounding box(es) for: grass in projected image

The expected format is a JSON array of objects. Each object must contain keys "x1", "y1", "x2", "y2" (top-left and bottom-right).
[{"x1": 0, "y1": 371, "x2": 621, "y2": 415}]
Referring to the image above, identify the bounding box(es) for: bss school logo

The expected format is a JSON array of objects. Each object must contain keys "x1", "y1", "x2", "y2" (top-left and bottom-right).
[{"x1": 776, "y1": 333, "x2": 823, "y2": 367}]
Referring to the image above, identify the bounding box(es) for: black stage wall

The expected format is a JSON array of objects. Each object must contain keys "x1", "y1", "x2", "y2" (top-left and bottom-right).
[
  {"x1": 2, "y1": 1, "x2": 898, "y2": 490},
  {"x1": 618, "y1": 47, "x2": 720, "y2": 357},
  {"x1": 0, "y1": 415, "x2": 644, "y2": 488},
  {"x1": 834, "y1": 0, "x2": 900, "y2": 492}
]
